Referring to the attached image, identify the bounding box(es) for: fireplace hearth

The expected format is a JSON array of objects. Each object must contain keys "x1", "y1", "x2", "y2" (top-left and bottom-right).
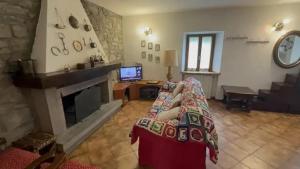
[{"x1": 13, "y1": 63, "x2": 121, "y2": 152}]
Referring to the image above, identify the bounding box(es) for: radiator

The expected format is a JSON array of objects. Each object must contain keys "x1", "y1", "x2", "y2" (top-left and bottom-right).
[{"x1": 182, "y1": 73, "x2": 219, "y2": 99}]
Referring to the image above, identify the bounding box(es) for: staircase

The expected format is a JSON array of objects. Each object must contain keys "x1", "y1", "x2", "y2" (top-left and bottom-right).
[{"x1": 253, "y1": 72, "x2": 300, "y2": 114}]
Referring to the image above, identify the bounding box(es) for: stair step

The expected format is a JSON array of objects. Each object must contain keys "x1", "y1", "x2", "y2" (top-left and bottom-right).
[
  {"x1": 259, "y1": 89, "x2": 270, "y2": 95},
  {"x1": 271, "y1": 82, "x2": 283, "y2": 91},
  {"x1": 258, "y1": 89, "x2": 270, "y2": 101},
  {"x1": 253, "y1": 99, "x2": 289, "y2": 112},
  {"x1": 271, "y1": 82, "x2": 293, "y2": 92},
  {"x1": 285, "y1": 74, "x2": 298, "y2": 84},
  {"x1": 253, "y1": 99, "x2": 268, "y2": 111},
  {"x1": 254, "y1": 72, "x2": 300, "y2": 113}
]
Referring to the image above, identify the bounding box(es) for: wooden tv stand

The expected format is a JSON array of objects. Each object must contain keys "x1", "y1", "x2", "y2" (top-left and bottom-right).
[{"x1": 113, "y1": 80, "x2": 164, "y2": 105}]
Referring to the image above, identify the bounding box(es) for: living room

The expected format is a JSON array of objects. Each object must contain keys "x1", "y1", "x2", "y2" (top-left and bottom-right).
[{"x1": 0, "y1": 0, "x2": 300, "y2": 169}]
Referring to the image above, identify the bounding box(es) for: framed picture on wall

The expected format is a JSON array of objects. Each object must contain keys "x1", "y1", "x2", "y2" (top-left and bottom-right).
[
  {"x1": 141, "y1": 40, "x2": 146, "y2": 47},
  {"x1": 148, "y1": 42, "x2": 153, "y2": 50},
  {"x1": 148, "y1": 53, "x2": 153, "y2": 61},
  {"x1": 155, "y1": 56, "x2": 160, "y2": 63},
  {"x1": 155, "y1": 44, "x2": 160, "y2": 51},
  {"x1": 141, "y1": 51, "x2": 146, "y2": 59}
]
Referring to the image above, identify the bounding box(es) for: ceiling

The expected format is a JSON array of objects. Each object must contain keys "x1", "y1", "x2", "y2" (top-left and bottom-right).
[{"x1": 88, "y1": 0, "x2": 300, "y2": 16}]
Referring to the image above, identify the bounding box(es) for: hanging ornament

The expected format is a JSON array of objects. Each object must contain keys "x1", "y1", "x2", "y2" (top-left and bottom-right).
[
  {"x1": 69, "y1": 14, "x2": 79, "y2": 29},
  {"x1": 83, "y1": 19, "x2": 92, "y2": 32},
  {"x1": 89, "y1": 38, "x2": 97, "y2": 48},
  {"x1": 54, "y1": 8, "x2": 66, "y2": 29}
]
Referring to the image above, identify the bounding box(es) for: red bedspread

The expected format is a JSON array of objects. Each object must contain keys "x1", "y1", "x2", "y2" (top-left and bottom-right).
[{"x1": 131, "y1": 125, "x2": 207, "y2": 169}]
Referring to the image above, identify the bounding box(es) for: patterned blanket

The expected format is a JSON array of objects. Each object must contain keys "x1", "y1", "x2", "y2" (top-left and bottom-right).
[{"x1": 134, "y1": 77, "x2": 219, "y2": 164}]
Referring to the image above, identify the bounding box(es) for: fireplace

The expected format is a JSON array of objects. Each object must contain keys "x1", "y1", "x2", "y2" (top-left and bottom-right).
[
  {"x1": 13, "y1": 63, "x2": 122, "y2": 152},
  {"x1": 63, "y1": 85, "x2": 102, "y2": 128}
]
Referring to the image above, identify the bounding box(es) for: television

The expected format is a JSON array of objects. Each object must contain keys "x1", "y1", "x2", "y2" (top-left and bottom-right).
[{"x1": 119, "y1": 66, "x2": 143, "y2": 81}]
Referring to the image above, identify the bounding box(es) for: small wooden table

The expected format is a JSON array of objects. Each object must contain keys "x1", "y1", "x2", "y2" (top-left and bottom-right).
[
  {"x1": 113, "y1": 80, "x2": 164, "y2": 105},
  {"x1": 222, "y1": 85, "x2": 256, "y2": 112}
]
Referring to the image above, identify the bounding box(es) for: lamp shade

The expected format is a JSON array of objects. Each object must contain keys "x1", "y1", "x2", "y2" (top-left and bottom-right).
[{"x1": 163, "y1": 50, "x2": 178, "y2": 67}]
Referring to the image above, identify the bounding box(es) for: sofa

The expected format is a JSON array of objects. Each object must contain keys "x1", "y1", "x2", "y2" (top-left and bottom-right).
[{"x1": 131, "y1": 77, "x2": 219, "y2": 169}]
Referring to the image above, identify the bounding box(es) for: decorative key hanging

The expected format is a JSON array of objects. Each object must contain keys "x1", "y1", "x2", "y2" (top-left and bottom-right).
[{"x1": 58, "y1": 32, "x2": 69, "y2": 55}]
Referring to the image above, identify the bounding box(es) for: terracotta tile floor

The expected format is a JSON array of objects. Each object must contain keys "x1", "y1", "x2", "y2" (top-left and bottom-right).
[{"x1": 68, "y1": 100, "x2": 300, "y2": 169}]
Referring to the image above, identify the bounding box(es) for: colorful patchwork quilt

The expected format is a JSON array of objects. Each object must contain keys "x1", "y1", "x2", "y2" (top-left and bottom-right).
[
  {"x1": 132, "y1": 77, "x2": 219, "y2": 164},
  {"x1": 150, "y1": 92, "x2": 174, "y2": 114}
]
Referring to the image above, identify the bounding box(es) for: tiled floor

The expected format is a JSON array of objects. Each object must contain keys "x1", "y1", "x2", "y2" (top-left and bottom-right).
[{"x1": 68, "y1": 100, "x2": 300, "y2": 169}]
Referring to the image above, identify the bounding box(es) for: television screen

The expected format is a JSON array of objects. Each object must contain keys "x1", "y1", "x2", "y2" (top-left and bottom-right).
[{"x1": 119, "y1": 66, "x2": 142, "y2": 81}]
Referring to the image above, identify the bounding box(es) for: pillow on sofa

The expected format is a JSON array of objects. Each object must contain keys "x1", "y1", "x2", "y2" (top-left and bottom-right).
[
  {"x1": 157, "y1": 107, "x2": 180, "y2": 121},
  {"x1": 171, "y1": 93, "x2": 182, "y2": 108},
  {"x1": 162, "y1": 81, "x2": 177, "y2": 92},
  {"x1": 172, "y1": 81, "x2": 184, "y2": 97}
]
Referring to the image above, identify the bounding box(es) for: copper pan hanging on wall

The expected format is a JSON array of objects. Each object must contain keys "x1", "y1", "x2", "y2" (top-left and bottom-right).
[{"x1": 69, "y1": 15, "x2": 79, "y2": 29}]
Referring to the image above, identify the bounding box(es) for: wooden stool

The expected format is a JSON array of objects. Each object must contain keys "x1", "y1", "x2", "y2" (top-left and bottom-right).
[{"x1": 12, "y1": 132, "x2": 56, "y2": 155}]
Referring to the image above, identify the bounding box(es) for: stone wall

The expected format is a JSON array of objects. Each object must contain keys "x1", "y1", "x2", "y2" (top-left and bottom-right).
[
  {"x1": 0, "y1": 0, "x2": 41, "y2": 144},
  {"x1": 81, "y1": 0, "x2": 124, "y2": 62},
  {"x1": 0, "y1": 0, "x2": 122, "y2": 144}
]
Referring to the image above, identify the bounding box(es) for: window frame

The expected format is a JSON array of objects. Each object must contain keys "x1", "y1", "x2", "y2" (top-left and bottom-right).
[{"x1": 184, "y1": 33, "x2": 216, "y2": 72}]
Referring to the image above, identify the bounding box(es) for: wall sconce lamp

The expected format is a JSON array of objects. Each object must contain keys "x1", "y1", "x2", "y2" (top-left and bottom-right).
[
  {"x1": 144, "y1": 27, "x2": 152, "y2": 36},
  {"x1": 272, "y1": 19, "x2": 290, "y2": 32},
  {"x1": 272, "y1": 22, "x2": 284, "y2": 31}
]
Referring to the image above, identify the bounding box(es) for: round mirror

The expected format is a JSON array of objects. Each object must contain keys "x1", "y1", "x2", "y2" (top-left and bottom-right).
[{"x1": 273, "y1": 31, "x2": 300, "y2": 68}]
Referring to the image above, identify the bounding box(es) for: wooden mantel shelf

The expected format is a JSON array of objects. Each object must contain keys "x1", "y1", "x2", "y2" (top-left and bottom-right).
[{"x1": 13, "y1": 63, "x2": 121, "y2": 89}]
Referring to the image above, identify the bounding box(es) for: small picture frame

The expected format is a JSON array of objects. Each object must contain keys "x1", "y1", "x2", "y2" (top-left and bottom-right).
[
  {"x1": 141, "y1": 51, "x2": 146, "y2": 59},
  {"x1": 148, "y1": 53, "x2": 153, "y2": 61},
  {"x1": 148, "y1": 42, "x2": 153, "y2": 50},
  {"x1": 155, "y1": 56, "x2": 160, "y2": 63},
  {"x1": 155, "y1": 44, "x2": 160, "y2": 51},
  {"x1": 141, "y1": 40, "x2": 146, "y2": 47}
]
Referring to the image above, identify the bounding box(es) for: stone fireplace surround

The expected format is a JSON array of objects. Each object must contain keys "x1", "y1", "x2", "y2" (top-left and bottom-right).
[{"x1": 13, "y1": 63, "x2": 122, "y2": 152}]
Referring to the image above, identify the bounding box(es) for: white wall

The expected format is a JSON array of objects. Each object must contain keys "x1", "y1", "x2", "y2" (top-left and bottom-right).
[
  {"x1": 31, "y1": 0, "x2": 108, "y2": 73},
  {"x1": 123, "y1": 3, "x2": 300, "y2": 99}
]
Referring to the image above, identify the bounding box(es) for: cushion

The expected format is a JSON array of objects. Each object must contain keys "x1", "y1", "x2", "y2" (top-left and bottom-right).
[
  {"x1": 157, "y1": 107, "x2": 180, "y2": 121},
  {"x1": 172, "y1": 81, "x2": 184, "y2": 97},
  {"x1": 171, "y1": 93, "x2": 182, "y2": 108},
  {"x1": 0, "y1": 148, "x2": 100, "y2": 169},
  {"x1": 150, "y1": 92, "x2": 174, "y2": 114},
  {"x1": 162, "y1": 81, "x2": 177, "y2": 92},
  {"x1": 0, "y1": 148, "x2": 39, "y2": 169}
]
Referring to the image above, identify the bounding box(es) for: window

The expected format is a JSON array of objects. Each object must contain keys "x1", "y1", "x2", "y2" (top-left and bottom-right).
[{"x1": 184, "y1": 34, "x2": 216, "y2": 72}]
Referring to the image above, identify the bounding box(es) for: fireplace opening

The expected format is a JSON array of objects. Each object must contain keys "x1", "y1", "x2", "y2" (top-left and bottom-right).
[{"x1": 62, "y1": 85, "x2": 102, "y2": 128}]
